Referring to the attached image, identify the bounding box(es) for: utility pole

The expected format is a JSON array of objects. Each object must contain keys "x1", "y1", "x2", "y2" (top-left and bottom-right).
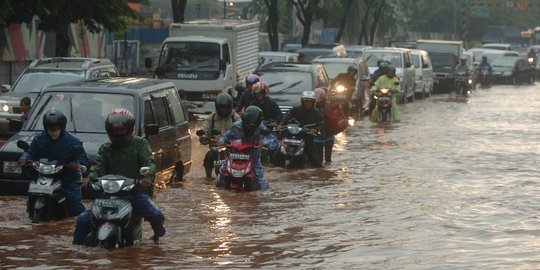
[{"x1": 223, "y1": 0, "x2": 226, "y2": 19}]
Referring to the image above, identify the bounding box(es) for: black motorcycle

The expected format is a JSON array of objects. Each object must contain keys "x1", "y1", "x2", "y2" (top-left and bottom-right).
[
  {"x1": 17, "y1": 141, "x2": 86, "y2": 224},
  {"x1": 455, "y1": 71, "x2": 472, "y2": 97},
  {"x1": 87, "y1": 167, "x2": 151, "y2": 248},
  {"x1": 196, "y1": 129, "x2": 227, "y2": 177},
  {"x1": 274, "y1": 119, "x2": 318, "y2": 169}
]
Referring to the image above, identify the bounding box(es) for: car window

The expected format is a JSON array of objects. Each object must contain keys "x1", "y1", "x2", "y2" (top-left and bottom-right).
[
  {"x1": 259, "y1": 71, "x2": 313, "y2": 94},
  {"x1": 318, "y1": 62, "x2": 350, "y2": 80},
  {"x1": 152, "y1": 97, "x2": 171, "y2": 128},
  {"x1": 28, "y1": 92, "x2": 135, "y2": 132},
  {"x1": 89, "y1": 67, "x2": 118, "y2": 79},
  {"x1": 316, "y1": 67, "x2": 329, "y2": 88},
  {"x1": 423, "y1": 54, "x2": 432, "y2": 68},
  {"x1": 165, "y1": 88, "x2": 186, "y2": 123},
  {"x1": 222, "y1": 44, "x2": 230, "y2": 64},
  {"x1": 411, "y1": 54, "x2": 421, "y2": 68},
  {"x1": 145, "y1": 100, "x2": 156, "y2": 126},
  {"x1": 12, "y1": 69, "x2": 85, "y2": 93},
  {"x1": 403, "y1": 52, "x2": 411, "y2": 68},
  {"x1": 359, "y1": 62, "x2": 369, "y2": 77},
  {"x1": 363, "y1": 51, "x2": 403, "y2": 68}
]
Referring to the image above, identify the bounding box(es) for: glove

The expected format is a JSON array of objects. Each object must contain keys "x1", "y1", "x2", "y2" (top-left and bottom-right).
[
  {"x1": 69, "y1": 162, "x2": 80, "y2": 172},
  {"x1": 18, "y1": 157, "x2": 27, "y2": 166},
  {"x1": 139, "y1": 178, "x2": 152, "y2": 188}
]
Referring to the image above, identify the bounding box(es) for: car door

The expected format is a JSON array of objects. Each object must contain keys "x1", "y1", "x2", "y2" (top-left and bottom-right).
[
  {"x1": 143, "y1": 91, "x2": 177, "y2": 185},
  {"x1": 164, "y1": 87, "x2": 191, "y2": 175}
]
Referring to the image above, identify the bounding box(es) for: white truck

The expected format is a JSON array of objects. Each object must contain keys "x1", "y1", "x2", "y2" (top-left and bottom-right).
[
  {"x1": 156, "y1": 19, "x2": 259, "y2": 114},
  {"x1": 416, "y1": 40, "x2": 464, "y2": 92}
]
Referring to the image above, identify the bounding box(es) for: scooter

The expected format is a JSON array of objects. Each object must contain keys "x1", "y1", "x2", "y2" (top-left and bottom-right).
[
  {"x1": 373, "y1": 82, "x2": 399, "y2": 123},
  {"x1": 478, "y1": 68, "x2": 491, "y2": 88},
  {"x1": 17, "y1": 140, "x2": 86, "y2": 224},
  {"x1": 87, "y1": 167, "x2": 151, "y2": 248},
  {"x1": 455, "y1": 71, "x2": 472, "y2": 97},
  {"x1": 196, "y1": 129, "x2": 226, "y2": 177},
  {"x1": 220, "y1": 139, "x2": 260, "y2": 192},
  {"x1": 274, "y1": 119, "x2": 318, "y2": 169}
]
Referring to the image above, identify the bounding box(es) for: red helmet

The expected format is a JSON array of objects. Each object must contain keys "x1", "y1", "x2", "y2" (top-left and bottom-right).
[
  {"x1": 105, "y1": 108, "x2": 135, "y2": 146},
  {"x1": 312, "y1": 88, "x2": 326, "y2": 103},
  {"x1": 251, "y1": 81, "x2": 270, "y2": 97}
]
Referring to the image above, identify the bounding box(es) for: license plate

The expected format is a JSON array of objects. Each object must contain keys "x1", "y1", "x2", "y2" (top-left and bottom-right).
[
  {"x1": 94, "y1": 198, "x2": 124, "y2": 208},
  {"x1": 202, "y1": 94, "x2": 218, "y2": 100},
  {"x1": 284, "y1": 138, "x2": 302, "y2": 145},
  {"x1": 229, "y1": 153, "x2": 250, "y2": 160},
  {"x1": 28, "y1": 183, "x2": 55, "y2": 195}
]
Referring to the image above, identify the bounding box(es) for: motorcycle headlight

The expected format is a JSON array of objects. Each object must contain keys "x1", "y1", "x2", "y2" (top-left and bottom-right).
[
  {"x1": 2, "y1": 161, "x2": 21, "y2": 174},
  {"x1": 528, "y1": 57, "x2": 534, "y2": 63},
  {"x1": 101, "y1": 180, "x2": 124, "y2": 194},
  {"x1": 33, "y1": 162, "x2": 63, "y2": 175},
  {"x1": 468, "y1": 79, "x2": 473, "y2": 84},
  {"x1": 336, "y1": 85, "x2": 346, "y2": 93},
  {"x1": 1, "y1": 104, "x2": 9, "y2": 112},
  {"x1": 380, "y1": 88, "x2": 390, "y2": 94}
]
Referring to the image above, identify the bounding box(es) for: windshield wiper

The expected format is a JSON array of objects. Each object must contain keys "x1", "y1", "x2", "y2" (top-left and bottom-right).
[
  {"x1": 275, "y1": 80, "x2": 302, "y2": 94},
  {"x1": 269, "y1": 82, "x2": 284, "y2": 88},
  {"x1": 186, "y1": 65, "x2": 217, "y2": 72}
]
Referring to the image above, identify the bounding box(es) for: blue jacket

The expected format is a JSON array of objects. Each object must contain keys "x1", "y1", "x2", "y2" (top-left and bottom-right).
[
  {"x1": 22, "y1": 131, "x2": 88, "y2": 186},
  {"x1": 219, "y1": 121, "x2": 278, "y2": 159}
]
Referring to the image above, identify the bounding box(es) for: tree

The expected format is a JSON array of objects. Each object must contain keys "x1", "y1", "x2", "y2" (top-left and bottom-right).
[
  {"x1": 263, "y1": 0, "x2": 279, "y2": 51},
  {"x1": 171, "y1": 0, "x2": 188, "y2": 23},
  {"x1": 290, "y1": 0, "x2": 323, "y2": 46},
  {"x1": 0, "y1": 0, "x2": 149, "y2": 57}
]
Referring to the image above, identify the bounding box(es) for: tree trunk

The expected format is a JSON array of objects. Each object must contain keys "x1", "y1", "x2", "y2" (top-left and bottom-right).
[
  {"x1": 171, "y1": 0, "x2": 187, "y2": 23},
  {"x1": 358, "y1": 1, "x2": 371, "y2": 45},
  {"x1": 301, "y1": 10, "x2": 312, "y2": 46},
  {"x1": 334, "y1": 0, "x2": 353, "y2": 43},
  {"x1": 368, "y1": 0, "x2": 385, "y2": 45},
  {"x1": 265, "y1": 0, "x2": 279, "y2": 51},
  {"x1": 55, "y1": 0, "x2": 70, "y2": 56},
  {"x1": 291, "y1": 0, "x2": 317, "y2": 47}
]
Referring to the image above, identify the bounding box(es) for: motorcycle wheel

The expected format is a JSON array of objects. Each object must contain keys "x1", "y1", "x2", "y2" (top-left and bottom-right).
[
  {"x1": 31, "y1": 208, "x2": 44, "y2": 224},
  {"x1": 98, "y1": 237, "x2": 121, "y2": 249},
  {"x1": 284, "y1": 159, "x2": 293, "y2": 169}
]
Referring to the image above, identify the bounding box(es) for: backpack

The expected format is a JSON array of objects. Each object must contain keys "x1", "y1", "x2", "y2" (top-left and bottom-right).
[{"x1": 325, "y1": 104, "x2": 348, "y2": 135}]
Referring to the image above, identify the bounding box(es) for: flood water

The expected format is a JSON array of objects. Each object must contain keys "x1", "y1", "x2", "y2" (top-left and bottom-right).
[{"x1": 1, "y1": 84, "x2": 540, "y2": 269}]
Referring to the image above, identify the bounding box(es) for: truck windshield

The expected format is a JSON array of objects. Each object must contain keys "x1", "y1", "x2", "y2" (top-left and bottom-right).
[
  {"x1": 27, "y1": 92, "x2": 135, "y2": 133},
  {"x1": 158, "y1": 42, "x2": 221, "y2": 80}
]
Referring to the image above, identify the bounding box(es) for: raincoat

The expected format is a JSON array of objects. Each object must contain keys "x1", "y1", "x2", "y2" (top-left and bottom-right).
[{"x1": 370, "y1": 75, "x2": 401, "y2": 122}]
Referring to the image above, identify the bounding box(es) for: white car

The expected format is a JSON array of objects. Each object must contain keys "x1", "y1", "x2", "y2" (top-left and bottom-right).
[
  {"x1": 363, "y1": 47, "x2": 416, "y2": 103},
  {"x1": 410, "y1": 49, "x2": 434, "y2": 98},
  {"x1": 258, "y1": 51, "x2": 298, "y2": 67}
]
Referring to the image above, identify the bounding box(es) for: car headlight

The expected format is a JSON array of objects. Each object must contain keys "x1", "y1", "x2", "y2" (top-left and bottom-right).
[
  {"x1": 1, "y1": 104, "x2": 9, "y2": 112},
  {"x1": 3, "y1": 161, "x2": 21, "y2": 174}
]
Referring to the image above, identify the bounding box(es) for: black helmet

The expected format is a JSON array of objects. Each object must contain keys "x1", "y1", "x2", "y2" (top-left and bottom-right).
[
  {"x1": 105, "y1": 108, "x2": 135, "y2": 146},
  {"x1": 215, "y1": 93, "x2": 233, "y2": 118},
  {"x1": 43, "y1": 109, "x2": 67, "y2": 129},
  {"x1": 245, "y1": 74, "x2": 260, "y2": 89},
  {"x1": 347, "y1": 66, "x2": 358, "y2": 74},
  {"x1": 241, "y1": 106, "x2": 263, "y2": 136},
  {"x1": 43, "y1": 110, "x2": 67, "y2": 140}
]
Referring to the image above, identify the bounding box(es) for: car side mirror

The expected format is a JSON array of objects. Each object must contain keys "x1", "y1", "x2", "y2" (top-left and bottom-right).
[
  {"x1": 405, "y1": 63, "x2": 412, "y2": 68},
  {"x1": 145, "y1": 124, "x2": 159, "y2": 136},
  {"x1": 219, "y1": 59, "x2": 227, "y2": 71},
  {"x1": 1, "y1": 85, "x2": 10, "y2": 93},
  {"x1": 393, "y1": 81, "x2": 400, "y2": 86},
  {"x1": 144, "y1": 57, "x2": 153, "y2": 69},
  {"x1": 140, "y1": 166, "x2": 151, "y2": 176},
  {"x1": 16, "y1": 140, "x2": 29, "y2": 151},
  {"x1": 195, "y1": 129, "x2": 206, "y2": 136},
  {"x1": 8, "y1": 119, "x2": 22, "y2": 132}
]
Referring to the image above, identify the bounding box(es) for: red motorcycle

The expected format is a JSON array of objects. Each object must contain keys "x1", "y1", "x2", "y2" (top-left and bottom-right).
[
  {"x1": 478, "y1": 67, "x2": 492, "y2": 88},
  {"x1": 222, "y1": 139, "x2": 258, "y2": 192}
]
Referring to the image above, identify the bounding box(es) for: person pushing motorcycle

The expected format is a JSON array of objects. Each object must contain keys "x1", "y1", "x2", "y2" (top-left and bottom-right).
[
  {"x1": 73, "y1": 108, "x2": 165, "y2": 245},
  {"x1": 18, "y1": 110, "x2": 88, "y2": 217},
  {"x1": 215, "y1": 106, "x2": 277, "y2": 190},
  {"x1": 370, "y1": 65, "x2": 401, "y2": 122}
]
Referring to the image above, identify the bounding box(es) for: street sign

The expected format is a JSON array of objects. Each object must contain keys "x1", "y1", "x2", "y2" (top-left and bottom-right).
[{"x1": 321, "y1": 28, "x2": 337, "y2": 42}]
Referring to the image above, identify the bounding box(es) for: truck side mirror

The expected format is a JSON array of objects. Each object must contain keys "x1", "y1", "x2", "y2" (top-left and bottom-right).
[
  {"x1": 1, "y1": 85, "x2": 10, "y2": 93},
  {"x1": 145, "y1": 124, "x2": 159, "y2": 136},
  {"x1": 144, "y1": 57, "x2": 153, "y2": 69},
  {"x1": 219, "y1": 59, "x2": 227, "y2": 71}
]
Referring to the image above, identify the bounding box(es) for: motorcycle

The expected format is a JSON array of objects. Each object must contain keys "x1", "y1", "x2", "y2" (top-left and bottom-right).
[
  {"x1": 373, "y1": 82, "x2": 399, "y2": 123},
  {"x1": 274, "y1": 119, "x2": 318, "y2": 169},
  {"x1": 455, "y1": 71, "x2": 472, "y2": 97},
  {"x1": 17, "y1": 140, "x2": 86, "y2": 224},
  {"x1": 87, "y1": 167, "x2": 151, "y2": 248},
  {"x1": 196, "y1": 129, "x2": 226, "y2": 177},
  {"x1": 478, "y1": 67, "x2": 491, "y2": 88},
  {"x1": 221, "y1": 139, "x2": 261, "y2": 192},
  {"x1": 330, "y1": 83, "x2": 354, "y2": 117}
]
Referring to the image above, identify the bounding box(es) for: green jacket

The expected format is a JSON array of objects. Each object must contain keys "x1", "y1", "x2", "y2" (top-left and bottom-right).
[
  {"x1": 370, "y1": 75, "x2": 401, "y2": 122},
  {"x1": 89, "y1": 136, "x2": 156, "y2": 194}
]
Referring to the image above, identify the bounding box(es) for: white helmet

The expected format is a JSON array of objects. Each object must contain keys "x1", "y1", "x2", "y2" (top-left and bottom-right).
[{"x1": 300, "y1": 91, "x2": 316, "y2": 102}]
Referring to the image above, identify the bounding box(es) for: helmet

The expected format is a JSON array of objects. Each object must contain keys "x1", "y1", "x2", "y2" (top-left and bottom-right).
[
  {"x1": 214, "y1": 93, "x2": 233, "y2": 118},
  {"x1": 43, "y1": 110, "x2": 67, "y2": 140},
  {"x1": 245, "y1": 74, "x2": 260, "y2": 88},
  {"x1": 251, "y1": 81, "x2": 269, "y2": 97},
  {"x1": 43, "y1": 109, "x2": 67, "y2": 129},
  {"x1": 241, "y1": 106, "x2": 263, "y2": 136},
  {"x1": 312, "y1": 88, "x2": 326, "y2": 103},
  {"x1": 301, "y1": 90, "x2": 316, "y2": 102},
  {"x1": 347, "y1": 66, "x2": 358, "y2": 74},
  {"x1": 105, "y1": 108, "x2": 135, "y2": 146},
  {"x1": 387, "y1": 65, "x2": 396, "y2": 73}
]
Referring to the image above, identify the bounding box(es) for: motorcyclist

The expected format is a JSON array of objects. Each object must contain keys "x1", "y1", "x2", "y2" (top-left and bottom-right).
[
  {"x1": 528, "y1": 48, "x2": 537, "y2": 66},
  {"x1": 247, "y1": 81, "x2": 283, "y2": 125},
  {"x1": 369, "y1": 61, "x2": 389, "y2": 114},
  {"x1": 200, "y1": 93, "x2": 240, "y2": 178},
  {"x1": 235, "y1": 74, "x2": 260, "y2": 114},
  {"x1": 281, "y1": 91, "x2": 324, "y2": 167},
  {"x1": 215, "y1": 106, "x2": 278, "y2": 191},
  {"x1": 370, "y1": 65, "x2": 401, "y2": 122},
  {"x1": 18, "y1": 109, "x2": 88, "y2": 216},
  {"x1": 331, "y1": 66, "x2": 357, "y2": 115},
  {"x1": 313, "y1": 88, "x2": 340, "y2": 164},
  {"x1": 455, "y1": 56, "x2": 471, "y2": 95},
  {"x1": 73, "y1": 108, "x2": 165, "y2": 245}
]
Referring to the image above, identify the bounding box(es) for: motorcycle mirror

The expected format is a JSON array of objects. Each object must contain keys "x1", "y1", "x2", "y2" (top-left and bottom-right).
[
  {"x1": 195, "y1": 129, "x2": 206, "y2": 136},
  {"x1": 393, "y1": 81, "x2": 400, "y2": 86},
  {"x1": 140, "y1": 166, "x2": 151, "y2": 176},
  {"x1": 16, "y1": 140, "x2": 29, "y2": 151},
  {"x1": 210, "y1": 129, "x2": 222, "y2": 136}
]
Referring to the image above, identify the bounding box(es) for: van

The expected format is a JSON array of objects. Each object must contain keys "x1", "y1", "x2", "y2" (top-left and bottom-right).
[
  {"x1": 363, "y1": 47, "x2": 416, "y2": 103},
  {"x1": 0, "y1": 77, "x2": 191, "y2": 195},
  {"x1": 410, "y1": 49, "x2": 434, "y2": 98}
]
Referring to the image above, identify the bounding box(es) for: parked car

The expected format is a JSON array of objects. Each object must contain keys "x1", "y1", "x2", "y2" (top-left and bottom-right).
[
  {"x1": 410, "y1": 49, "x2": 434, "y2": 98},
  {"x1": 490, "y1": 57, "x2": 536, "y2": 85},
  {"x1": 0, "y1": 77, "x2": 192, "y2": 195},
  {"x1": 0, "y1": 57, "x2": 118, "y2": 137},
  {"x1": 312, "y1": 56, "x2": 371, "y2": 114},
  {"x1": 255, "y1": 62, "x2": 330, "y2": 115},
  {"x1": 296, "y1": 44, "x2": 347, "y2": 63},
  {"x1": 363, "y1": 47, "x2": 416, "y2": 103},
  {"x1": 345, "y1": 45, "x2": 372, "y2": 58},
  {"x1": 482, "y1": 43, "x2": 513, "y2": 51},
  {"x1": 258, "y1": 51, "x2": 298, "y2": 67}
]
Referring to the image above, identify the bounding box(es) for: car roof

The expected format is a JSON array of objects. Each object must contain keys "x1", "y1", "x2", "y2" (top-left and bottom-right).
[
  {"x1": 312, "y1": 56, "x2": 358, "y2": 63},
  {"x1": 42, "y1": 77, "x2": 176, "y2": 95},
  {"x1": 364, "y1": 47, "x2": 410, "y2": 53},
  {"x1": 258, "y1": 51, "x2": 298, "y2": 57},
  {"x1": 256, "y1": 62, "x2": 315, "y2": 72},
  {"x1": 28, "y1": 57, "x2": 115, "y2": 70}
]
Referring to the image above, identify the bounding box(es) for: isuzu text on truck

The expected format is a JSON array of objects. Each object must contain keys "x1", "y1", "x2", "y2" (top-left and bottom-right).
[{"x1": 155, "y1": 19, "x2": 259, "y2": 114}]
